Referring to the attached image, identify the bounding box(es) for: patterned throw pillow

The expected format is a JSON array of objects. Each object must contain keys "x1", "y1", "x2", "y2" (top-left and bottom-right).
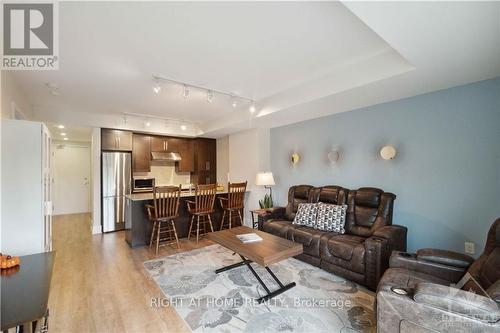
[
  {"x1": 292, "y1": 203, "x2": 318, "y2": 228},
  {"x1": 315, "y1": 203, "x2": 347, "y2": 233}
]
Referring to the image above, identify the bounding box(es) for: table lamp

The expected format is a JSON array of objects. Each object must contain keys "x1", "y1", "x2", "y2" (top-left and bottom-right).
[{"x1": 255, "y1": 172, "x2": 275, "y2": 208}]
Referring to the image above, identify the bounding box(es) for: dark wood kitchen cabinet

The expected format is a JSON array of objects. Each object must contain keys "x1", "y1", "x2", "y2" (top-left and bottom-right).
[
  {"x1": 132, "y1": 134, "x2": 151, "y2": 172},
  {"x1": 193, "y1": 138, "x2": 216, "y2": 184},
  {"x1": 101, "y1": 129, "x2": 133, "y2": 151},
  {"x1": 151, "y1": 136, "x2": 179, "y2": 152},
  {"x1": 176, "y1": 139, "x2": 194, "y2": 172},
  {"x1": 151, "y1": 136, "x2": 169, "y2": 152}
]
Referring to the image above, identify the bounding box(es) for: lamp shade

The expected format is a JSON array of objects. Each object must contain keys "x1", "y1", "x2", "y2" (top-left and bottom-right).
[{"x1": 255, "y1": 172, "x2": 275, "y2": 186}]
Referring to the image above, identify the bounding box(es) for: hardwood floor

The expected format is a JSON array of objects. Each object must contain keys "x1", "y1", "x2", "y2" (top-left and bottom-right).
[{"x1": 49, "y1": 213, "x2": 212, "y2": 333}]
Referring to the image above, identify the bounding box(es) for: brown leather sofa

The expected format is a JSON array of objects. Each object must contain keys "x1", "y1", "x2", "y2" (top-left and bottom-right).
[
  {"x1": 377, "y1": 218, "x2": 500, "y2": 332},
  {"x1": 262, "y1": 185, "x2": 407, "y2": 290}
]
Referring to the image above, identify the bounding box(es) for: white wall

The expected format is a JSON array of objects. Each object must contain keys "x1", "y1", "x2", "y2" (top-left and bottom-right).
[
  {"x1": 52, "y1": 143, "x2": 91, "y2": 215},
  {"x1": 228, "y1": 128, "x2": 270, "y2": 226},
  {"x1": 91, "y1": 128, "x2": 101, "y2": 234},
  {"x1": 216, "y1": 136, "x2": 229, "y2": 185},
  {"x1": 1, "y1": 71, "x2": 32, "y2": 120}
]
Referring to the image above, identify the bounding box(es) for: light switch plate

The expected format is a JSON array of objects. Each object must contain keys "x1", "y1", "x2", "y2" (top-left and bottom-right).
[{"x1": 465, "y1": 241, "x2": 475, "y2": 255}]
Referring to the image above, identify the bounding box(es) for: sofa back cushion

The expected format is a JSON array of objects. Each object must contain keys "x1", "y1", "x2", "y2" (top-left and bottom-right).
[
  {"x1": 284, "y1": 185, "x2": 314, "y2": 221},
  {"x1": 345, "y1": 187, "x2": 396, "y2": 237},
  {"x1": 313, "y1": 186, "x2": 347, "y2": 205}
]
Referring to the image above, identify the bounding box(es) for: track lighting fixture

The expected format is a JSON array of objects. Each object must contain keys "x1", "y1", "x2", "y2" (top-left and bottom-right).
[
  {"x1": 206, "y1": 90, "x2": 214, "y2": 103},
  {"x1": 180, "y1": 124, "x2": 187, "y2": 131},
  {"x1": 144, "y1": 121, "x2": 151, "y2": 127},
  {"x1": 152, "y1": 75, "x2": 255, "y2": 109}
]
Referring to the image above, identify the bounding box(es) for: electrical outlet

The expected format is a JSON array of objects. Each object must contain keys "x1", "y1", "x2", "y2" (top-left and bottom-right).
[{"x1": 465, "y1": 241, "x2": 475, "y2": 255}]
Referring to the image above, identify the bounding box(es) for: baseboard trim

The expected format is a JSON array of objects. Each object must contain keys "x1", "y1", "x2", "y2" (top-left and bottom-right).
[{"x1": 92, "y1": 224, "x2": 102, "y2": 234}]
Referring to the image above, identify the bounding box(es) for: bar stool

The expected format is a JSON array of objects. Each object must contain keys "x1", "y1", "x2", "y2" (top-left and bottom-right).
[
  {"x1": 186, "y1": 184, "x2": 217, "y2": 243},
  {"x1": 145, "y1": 185, "x2": 181, "y2": 255},
  {"x1": 219, "y1": 181, "x2": 247, "y2": 230}
]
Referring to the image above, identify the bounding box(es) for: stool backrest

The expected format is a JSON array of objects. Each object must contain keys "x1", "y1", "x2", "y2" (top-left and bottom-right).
[
  {"x1": 194, "y1": 184, "x2": 217, "y2": 213},
  {"x1": 153, "y1": 185, "x2": 181, "y2": 219},
  {"x1": 227, "y1": 181, "x2": 247, "y2": 209}
]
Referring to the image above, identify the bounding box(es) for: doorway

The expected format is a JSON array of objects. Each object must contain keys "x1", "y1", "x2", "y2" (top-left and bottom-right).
[{"x1": 53, "y1": 144, "x2": 91, "y2": 215}]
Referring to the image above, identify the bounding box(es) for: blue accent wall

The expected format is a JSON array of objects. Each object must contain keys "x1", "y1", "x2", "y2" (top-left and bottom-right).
[{"x1": 270, "y1": 78, "x2": 500, "y2": 254}]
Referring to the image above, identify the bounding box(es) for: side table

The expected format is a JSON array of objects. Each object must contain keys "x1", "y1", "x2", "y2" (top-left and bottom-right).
[{"x1": 249, "y1": 207, "x2": 284, "y2": 230}]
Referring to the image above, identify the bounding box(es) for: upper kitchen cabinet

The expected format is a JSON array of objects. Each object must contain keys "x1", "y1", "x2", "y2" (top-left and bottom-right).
[
  {"x1": 132, "y1": 134, "x2": 151, "y2": 172},
  {"x1": 151, "y1": 136, "x2": 179, "y2": 152},
  {"x1": 176, "y1": 139, "x2": 194, "y2": 172},
  {"x1": 101, "y1": 129, "x2": 132, "y2": 151}
]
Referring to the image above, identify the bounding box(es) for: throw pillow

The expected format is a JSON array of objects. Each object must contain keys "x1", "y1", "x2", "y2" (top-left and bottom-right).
[
  {"x1": 315, "y1": 203, "x2": 347, "y2": 233},
  {"x1": 292, "y1": 203, "x2": 318, "y2": 228}
]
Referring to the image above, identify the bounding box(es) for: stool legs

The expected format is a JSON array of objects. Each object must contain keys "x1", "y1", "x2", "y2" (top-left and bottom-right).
[
  {"x1": 219, "y1": 210, "x2": 226, "y2": 231},
  {"x1": 188, "y1": 214, "x2": 214, "y2": 244},
  {"x1": 149, "y1": 219, "x2": 181, "y2": 255},
  {"x1": 237, "y1": 210, "x2": 243, "y2": 227}
]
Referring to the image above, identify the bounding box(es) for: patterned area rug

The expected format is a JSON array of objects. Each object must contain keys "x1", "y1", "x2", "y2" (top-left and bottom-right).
[{"x1": 144, "y1": 245, "x2": 375, "y2": 332}]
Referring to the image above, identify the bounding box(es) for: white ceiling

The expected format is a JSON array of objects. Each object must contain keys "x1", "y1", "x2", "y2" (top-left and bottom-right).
[{"x1": 11, "y1": 1, "x2": 500, "y2": 137}]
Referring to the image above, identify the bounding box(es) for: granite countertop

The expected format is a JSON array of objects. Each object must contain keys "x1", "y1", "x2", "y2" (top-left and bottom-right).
[{"x1": 125, "y1": 190, "x2": 236, "y2": 201}]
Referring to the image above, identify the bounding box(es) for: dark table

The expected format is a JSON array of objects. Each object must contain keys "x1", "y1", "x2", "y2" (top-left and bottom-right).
[{"x1": 1, "y1": 252, "x2": 55, "y2": 332}]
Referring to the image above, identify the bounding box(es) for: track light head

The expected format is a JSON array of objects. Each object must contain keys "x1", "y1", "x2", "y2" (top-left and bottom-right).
[
  {"x1": 183, "y1": 85, "x2": 190, "y2": 99},
  {"x1": 249, "y1": 102, "x2": 256, "y2": 113},
  {"x1": 153, "y1": 84, "x2": 161, "y2": 94},
  {"x1": 206, "y1": 90, "x2": 214, "y2": 103}
]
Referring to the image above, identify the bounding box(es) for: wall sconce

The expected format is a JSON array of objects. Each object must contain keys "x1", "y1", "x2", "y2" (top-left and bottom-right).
[
  {"x1": 327, "y1": 150, "x2": 340, "y2": 163},
  {"x1": 380, "y1": 145, "x2": 397, "y2": 160},
  {"x1": 291, "y1": 153, "x2": 300, "y2": 164}
]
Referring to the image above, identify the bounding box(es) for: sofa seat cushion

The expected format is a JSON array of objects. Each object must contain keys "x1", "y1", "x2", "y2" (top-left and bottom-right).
[
  {"x1": 320, "y1": 234, "x2": 366, "y2": 274},
  {"x1": 377, "y1": 267, "x2": 450, "y2": 292},
  {"x1": 288, "y1": 226, "x2": 329, "y2": 257},
  {"x1": 263, "y1": 219, "x2": 295, "y2": 238}
]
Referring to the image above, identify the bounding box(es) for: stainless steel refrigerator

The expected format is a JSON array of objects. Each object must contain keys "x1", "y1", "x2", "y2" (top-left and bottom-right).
[{"x1": 102, "y1": 152, "x2": 131, "y2": 232}]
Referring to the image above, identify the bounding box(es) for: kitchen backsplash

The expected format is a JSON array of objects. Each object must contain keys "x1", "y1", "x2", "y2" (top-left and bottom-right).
[{"x1": 134, "y1": 162, "x2": 191, "y2": 186}]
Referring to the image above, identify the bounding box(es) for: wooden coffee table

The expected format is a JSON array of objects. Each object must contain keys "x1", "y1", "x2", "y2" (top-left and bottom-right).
[{"x1": 208, "y1": 226, "x2": 303, "y2": 303}]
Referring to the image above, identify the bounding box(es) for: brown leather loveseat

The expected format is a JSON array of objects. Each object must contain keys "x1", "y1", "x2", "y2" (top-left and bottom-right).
[
  {"x1": 262, "y1": 185, "x2": 407, "y2": 290},
  {"x1": 376, "y1": 218, "x2": 500, "y2": 332}
]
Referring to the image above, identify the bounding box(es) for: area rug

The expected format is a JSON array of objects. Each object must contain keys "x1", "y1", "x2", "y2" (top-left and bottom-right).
[{"x1": 144, "y1": 245, "x2": 375, "y2": 332}]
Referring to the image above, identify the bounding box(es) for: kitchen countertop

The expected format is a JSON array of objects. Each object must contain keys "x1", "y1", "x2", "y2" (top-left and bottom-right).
[{"x1": 125, "y1": 190, "x2": 235, "y2": 201}]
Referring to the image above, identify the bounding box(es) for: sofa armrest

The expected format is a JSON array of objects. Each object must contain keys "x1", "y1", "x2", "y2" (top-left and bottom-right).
[
  {"x1": 364, "y1": 225, "x2": 408, "y2": 290},
  {"x1": 416, "y1": 248, "x2": 474, "y2": 268},
  {"x1": 414, "y1": 282, "x2": 500, "y2": 323},
  {"x1": 372, "y1": 225, "x2": 408, "y2": 251},
  {"x1": 260, "y1": 207, "x2": 286, "y2": 223},
  {"x1": 390, "y1": 251, "x2": 469, "y2": 283}
]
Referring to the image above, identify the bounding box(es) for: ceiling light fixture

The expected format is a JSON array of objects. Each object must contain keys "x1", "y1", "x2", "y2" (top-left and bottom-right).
[
  {"x1": 249, "y1": 102, "x2": 256, "y2": 113},
  {"x1": 180, "y1": 124, "x2": 187, "y2": 131},
  {"x1": 63, "y1": 137, "x2": 69, "y2": 141},
  {"x1": 145, "y1": 121, "x2": 151, "y2": 127},
  {"x1": 206, "y1": 90, "x2": 214, "y2": 103},
  {"x1": 60, "y1": 133, "x2": 66, "y2": 136},
  {"x1": 153, "y1": 83, "x2": 161, "y2": 94},
  {"x1": 152, "y1": 75, "x2": 254, "y2": 109},
  {"x1": 57, "y1": 124, "x2": 65, "y2": 129}
]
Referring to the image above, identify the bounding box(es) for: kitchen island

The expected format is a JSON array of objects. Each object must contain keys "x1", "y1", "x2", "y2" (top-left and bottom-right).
[{"x1": 124, "y1": 191, "x2": 247, "y2": 247}]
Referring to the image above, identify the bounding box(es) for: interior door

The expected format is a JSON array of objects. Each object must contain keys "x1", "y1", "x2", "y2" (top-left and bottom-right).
[{"x1": 53, "y1": 144, "x2": 91, "y2": 215}]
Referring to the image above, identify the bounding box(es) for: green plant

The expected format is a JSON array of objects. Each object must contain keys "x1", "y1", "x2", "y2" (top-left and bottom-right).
[{"x1": 259, "y1": 193, "x2": 274, "y2": 209}]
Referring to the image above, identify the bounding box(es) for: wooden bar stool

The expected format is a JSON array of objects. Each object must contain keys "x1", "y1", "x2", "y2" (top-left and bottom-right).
[
  {"x1": 145, "y1": 185, "x2": 181, "y2": 255},
  {"x1": 219, "y1": 181, "x2": 247, "y2": 230},
  {"x1": 186, "y1": 184, "x2": 216, "y2": 243}
]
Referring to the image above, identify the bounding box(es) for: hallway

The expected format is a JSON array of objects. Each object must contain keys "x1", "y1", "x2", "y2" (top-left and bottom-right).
[{"x1": 48, "y1": 213, "x2": 211, "y2": 332}]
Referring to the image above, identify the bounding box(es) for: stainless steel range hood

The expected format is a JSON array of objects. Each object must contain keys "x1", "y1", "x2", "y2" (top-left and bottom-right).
[{"x1": 151, "y1": 151, "x2": 182, "y2": 161}]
